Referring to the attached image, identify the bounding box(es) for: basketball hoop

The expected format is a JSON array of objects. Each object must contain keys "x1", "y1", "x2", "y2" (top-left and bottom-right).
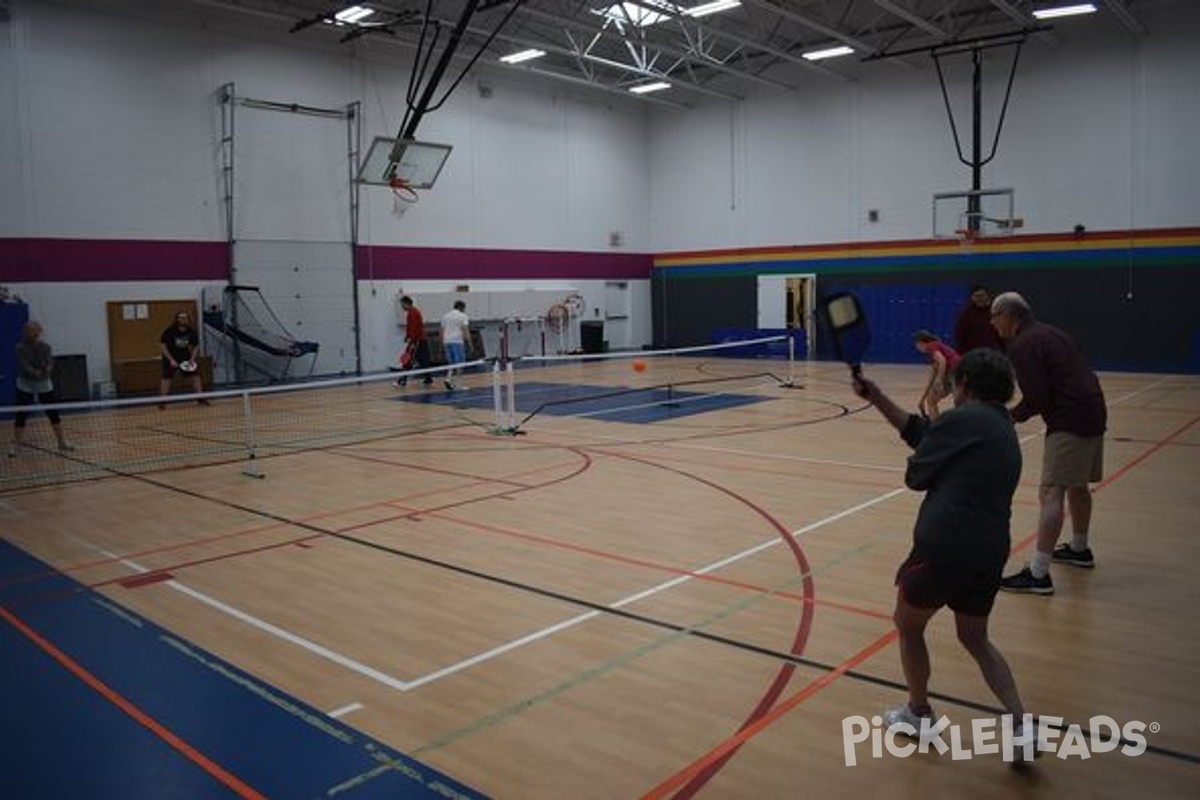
[{"x1": 389, "y1": 177, "x2": 419, "y2": 219}]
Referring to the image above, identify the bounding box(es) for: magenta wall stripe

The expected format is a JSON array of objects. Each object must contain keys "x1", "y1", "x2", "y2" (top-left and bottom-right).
[
  {"x1": 0, "y1": 239, "x2": 229, "y2": 282},
  {"x1": 0, "y1": 239, "x2": 651, "y2": 283},
  {"x1": 354, "y1": 246, "x2": 652, "y2": 280}
]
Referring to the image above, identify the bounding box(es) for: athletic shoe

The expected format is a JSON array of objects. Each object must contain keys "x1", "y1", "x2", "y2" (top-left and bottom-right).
[
  {"x1": 7, "y1": 446, "x2": 17, "y2": 458},
  {"x1": 394, "y1": 378, "x2": 407, "y2": 388},
  {"x1": 197, "y1": 398, "x2": 211, "y2": 406},
  {"x1": 1000, "y1": 567, "x2": 1054, "y2": 595},
  {"x1": 444, "y1": 379, "x2": 457, "y2": 391},
  {"x1": 1052, "y1": 543, "x2": 1095, "y2": 568},
  {"x1": 58, "y1": 441, "x2": 75, "y2": 452},
  {"x1": 883, "y1": 703, "x2": 933, "y2": 735}
]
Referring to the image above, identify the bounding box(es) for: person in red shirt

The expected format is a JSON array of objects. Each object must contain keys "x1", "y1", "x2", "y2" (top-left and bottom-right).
[
  {"x1": 913, "y1": 329, "x2": 960, "y2": 420},
  {"x1": 395, "y1": 295, "x2": 433, "y2": 388}
]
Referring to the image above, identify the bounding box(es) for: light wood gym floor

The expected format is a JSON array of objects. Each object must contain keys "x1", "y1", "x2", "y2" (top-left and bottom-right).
[{"x1": 3, "y1": 357, "x2": 1198, "y2": 799}]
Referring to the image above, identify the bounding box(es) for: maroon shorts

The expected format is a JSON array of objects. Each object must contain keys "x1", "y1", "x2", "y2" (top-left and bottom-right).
[{"x1": 895, "y1": 554, "x2": 1001, "y2": 616}]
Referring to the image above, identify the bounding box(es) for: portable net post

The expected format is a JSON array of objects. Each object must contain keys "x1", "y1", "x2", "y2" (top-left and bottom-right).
[
  {"x1": 505, "y1": 359, "x2": 517, "y2": 432},
  {"x1": 241, "y1": 390, "x2": 264, "y2": 479}
]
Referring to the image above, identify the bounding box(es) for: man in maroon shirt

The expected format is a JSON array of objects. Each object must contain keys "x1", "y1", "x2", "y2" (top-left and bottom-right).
[
  {"x1": 990, "y1": 292, "x2": 1107, "y2": 595},
  {"x1": 954, "y1": 285, "x2": 1003, "y2": 354}
]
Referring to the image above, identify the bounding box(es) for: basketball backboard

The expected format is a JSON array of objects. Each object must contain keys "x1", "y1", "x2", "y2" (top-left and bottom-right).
[
  {"x1": 357, "y1": 136, "x2": 452, "y2": 189},
  {"x1": 932, "y1": 187, "x2": 1023, "y2": 239}
]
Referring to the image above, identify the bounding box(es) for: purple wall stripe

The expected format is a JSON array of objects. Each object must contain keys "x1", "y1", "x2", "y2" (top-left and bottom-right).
[
  {"x1": 0, "y1": 239, "x2": 652, "y2": 282},
  {"x1": 354, "y1": 245, "x2": 653, "y2": 280},
  {"x1": 0, "y1": 239, "x2": 229, "y2": 282}
]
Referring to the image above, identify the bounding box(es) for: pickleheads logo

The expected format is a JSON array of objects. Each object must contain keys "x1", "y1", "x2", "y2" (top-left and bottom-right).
[{"x1": 842, "y1": 714, "x2": 1153, "y2": 766}]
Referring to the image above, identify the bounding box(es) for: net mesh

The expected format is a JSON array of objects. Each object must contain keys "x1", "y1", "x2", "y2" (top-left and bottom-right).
[
  {"x1": 2, "y1": 337, "x2": 795, "y2": 491},
  {"x1": 1, "y1": 370, "x2": 482, "y2": 493}
]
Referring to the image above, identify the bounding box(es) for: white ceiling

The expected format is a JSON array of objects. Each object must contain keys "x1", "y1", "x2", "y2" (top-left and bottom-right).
[{"x1": 49, "y1": 0, "x2": 1189, "y2": 109}]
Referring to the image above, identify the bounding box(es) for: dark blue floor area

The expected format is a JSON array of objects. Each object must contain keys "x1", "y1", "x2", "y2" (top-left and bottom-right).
[
  {"x1": 396, "y1": 381, "x2": 769, "y2": 423},
  {"x1": 0, "y1": 541, "x2": 486, "y2": 799}
]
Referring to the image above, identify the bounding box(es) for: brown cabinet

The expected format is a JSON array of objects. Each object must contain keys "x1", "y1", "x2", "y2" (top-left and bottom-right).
[{"x1": 111, "y1": 356, "x2": 213, "y2": 397}]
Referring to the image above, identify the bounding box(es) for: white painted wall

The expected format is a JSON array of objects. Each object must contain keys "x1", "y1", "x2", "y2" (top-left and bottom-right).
[
  {"x1": 0, "y1": 0, "x2": 653, "y2": 382},
  {"x1": 4, "y1": 1, "x2": 1199, "y2": 385},
  {"x1": 648, "y1": 5, "x2": 1200, "y2": 250}
]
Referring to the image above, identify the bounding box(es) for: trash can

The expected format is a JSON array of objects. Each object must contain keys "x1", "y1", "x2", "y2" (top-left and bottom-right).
[
  {"x1": 52, "y1": 355, "x2": 90, "y2": 402},
  {"x1": 580, "y1": 321, "x2": 605, "y2": 354}
]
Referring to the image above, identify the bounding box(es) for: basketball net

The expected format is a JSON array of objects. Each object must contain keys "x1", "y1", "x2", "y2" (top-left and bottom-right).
[
  {"x1": 390, "y1": 177, "x2": 419, "y2": 220},
  {"x1": 955, "y1": 228, "x2": 976, "y2": 255}
]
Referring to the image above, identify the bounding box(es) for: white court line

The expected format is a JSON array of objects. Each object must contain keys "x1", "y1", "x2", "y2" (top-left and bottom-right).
[
  {"x1": 47, "y1": 376, "x2": 1168, "y2": 697},
  {"x1": 406, "y1": 486, "x2": 909, "y2": 689},
  {"x1": 668, "y1": 442, "x2": 905, "y2": 474},
  {"x1": 60, "y1": 532, "x2": 416, "y2": 691},
  {"x1": 328, "y1": 702, "x2": 364, "y2": 719}
]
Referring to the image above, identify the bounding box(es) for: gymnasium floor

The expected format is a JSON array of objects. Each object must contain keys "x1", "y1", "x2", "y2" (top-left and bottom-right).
[{"x1": 2, "y1": 357, "x2": 1198, "y2": 798}]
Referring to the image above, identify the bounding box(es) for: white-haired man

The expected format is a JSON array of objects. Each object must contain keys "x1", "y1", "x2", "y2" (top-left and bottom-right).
[{"x1": 990, "y1": 292, "x2": 1107, "y2": 595}]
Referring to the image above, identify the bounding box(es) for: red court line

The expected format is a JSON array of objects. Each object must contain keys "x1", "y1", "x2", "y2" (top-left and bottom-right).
[
  {"x1": 0, "y1": 602, "x2": 265, "y2": 799},
  {"x1": 2, "y1": 450, "x2": 588, "y2": 591},
  {"x1": 642, "y1": 629, "x2": 900, "y2": 800},
  {"x1": 421, "y1": 507, "x2": 893, "y2": 622},
  {"x1": 646, "y1": 408, "x2": 1200, "y2": 797},
  {"x1": 1010, "y1": 411, "x2": 1200, "y2": 555}
]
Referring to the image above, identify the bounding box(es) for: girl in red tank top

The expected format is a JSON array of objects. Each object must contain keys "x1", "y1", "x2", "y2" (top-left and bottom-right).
[{"x1": 914, "y1": 329, "x2": 961, "y2": 420}]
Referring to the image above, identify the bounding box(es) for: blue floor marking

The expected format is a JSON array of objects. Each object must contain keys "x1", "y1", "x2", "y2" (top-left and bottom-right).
[
  {"x1": 394, "y1": 381, "x2": 768, "y2": 423},
  {"x1": 0, "y1": 540, "x2": 487, "y2": 799}
]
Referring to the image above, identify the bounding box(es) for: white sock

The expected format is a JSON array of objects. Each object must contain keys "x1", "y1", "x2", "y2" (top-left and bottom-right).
[
  {"x1": 1070, "y1": 534, "x2": 1088, "y2": 552},
  {"x1": 1030, "y1": 551, "x2": 1052, "y2": 579}
]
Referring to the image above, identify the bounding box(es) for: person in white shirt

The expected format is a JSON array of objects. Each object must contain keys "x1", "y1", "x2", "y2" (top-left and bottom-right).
[{"x1": 440, "y1": 300, "x2": 471, "y2": 391}]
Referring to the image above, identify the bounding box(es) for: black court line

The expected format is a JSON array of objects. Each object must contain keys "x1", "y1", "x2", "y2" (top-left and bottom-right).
[{"x1": 12, "y1": 429, "x2": 1199, "y2": 770}]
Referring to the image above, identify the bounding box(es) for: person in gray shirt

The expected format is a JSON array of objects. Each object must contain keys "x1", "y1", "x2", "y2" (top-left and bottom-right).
[
  {"x1": 853, "y1": 348, "x2": 1031, "y2": 739},
  {"x1": 10, "y1": 321, "x2": 73, "y2": 456}
]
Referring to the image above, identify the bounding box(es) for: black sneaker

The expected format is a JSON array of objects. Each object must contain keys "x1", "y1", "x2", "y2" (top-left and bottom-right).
[
  {"x1": 1000, "y1": 567, "x2": 1054, "y2": 595},
  {"x1": 1052, "y1": 543, "x2": 1095, "y2": 569}
]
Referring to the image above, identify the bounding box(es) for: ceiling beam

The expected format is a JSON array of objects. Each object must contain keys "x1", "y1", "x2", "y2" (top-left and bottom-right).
[
  {"x1": 988, "y1": 0, "x2": 1032, "y2": 27},
  {"x1": 739, "y1": 0, "x2": 877, "y2": 54},
  {"x1": 1103, "y1": 0, "x2": 1147, "y2": 35},
  {"x1": 873, "y1": 0, "x2": 948, "y2": 39}
]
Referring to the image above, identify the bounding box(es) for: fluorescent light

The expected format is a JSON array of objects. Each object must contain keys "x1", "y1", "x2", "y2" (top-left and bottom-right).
[
  {"x1": 595, "y1": 0, "x2": 739, "y2": 27},
  {"x1": 802, "y1": 45, "x2": 855, "y2": 61},
  {"x1": 630, "y1": 81, "x2": 671, "y2": 94},
  {"x1": 334, "y1": 5, "x2": 375, "y2": 24},
  {"x1": 500, "y1": 49, "x2": 546, "y2": 64},
  {"x1": 598, "y1": 2, "x2": 673, "y2": 27},
  {"x1": 685, "y1": 0, "x2": 741, "y2": 18},
  {"x1": 1032, "y1": 3, "x2": 1097, "y2": 19}
]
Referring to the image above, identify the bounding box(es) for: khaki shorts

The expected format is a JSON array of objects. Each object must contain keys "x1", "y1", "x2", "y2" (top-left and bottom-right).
[{"x1": 1042, "y1": 431, "x2": 1104, "y2": 487}]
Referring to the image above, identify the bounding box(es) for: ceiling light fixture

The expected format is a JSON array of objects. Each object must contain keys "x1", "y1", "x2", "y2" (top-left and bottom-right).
[
  {"x1": 802, "y1": 45, "x2": 855, "y2": 61},
  {"x1": 685, "y1": 0, "x2": 742, "y2": 18},
  {"x1": 500, "y1": 49, "x2": 546, "y2": 64},
  {"x1": 1031, "y1": 3, "x2": 1097, "y2": 20},
  {"x1": 334, "y1": 5, "x2": 375, "y2": 24},
  {"x1": 629, "y1": 81, "x2": 671, "y2": 94}
]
